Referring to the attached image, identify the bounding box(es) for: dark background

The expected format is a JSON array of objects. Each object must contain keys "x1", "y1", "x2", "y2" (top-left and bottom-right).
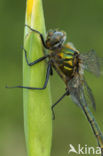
[{"x1": 0, "y1": 0, "x2": 103, "y2": 156}]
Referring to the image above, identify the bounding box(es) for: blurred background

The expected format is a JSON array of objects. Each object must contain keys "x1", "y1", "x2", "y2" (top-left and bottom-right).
[{"x1": 0, "y1": 0, "x2": 103, "y2": 156}]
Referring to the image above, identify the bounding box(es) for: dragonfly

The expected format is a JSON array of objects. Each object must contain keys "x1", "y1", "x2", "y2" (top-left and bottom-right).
[{"x1": 7, "y1": 25, "x2": 103, "y2": 155}]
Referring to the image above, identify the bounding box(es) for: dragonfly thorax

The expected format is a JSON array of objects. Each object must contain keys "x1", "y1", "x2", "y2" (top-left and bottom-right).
[{"x1": 46, "y1": 30, "x2": 66, "y2": 50}]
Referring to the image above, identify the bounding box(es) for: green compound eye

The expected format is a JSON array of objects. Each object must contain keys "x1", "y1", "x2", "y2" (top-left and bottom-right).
[{"x1": 46, "y1": 30, "x2": 66, "y2": 50}]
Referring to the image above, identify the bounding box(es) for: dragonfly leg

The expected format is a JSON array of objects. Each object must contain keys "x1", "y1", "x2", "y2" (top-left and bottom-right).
[
  {"x1": 6, "y1": 63, "x2": 52, "y2": 90},
  {"x1": 25, "y1": 25, "x2": 48, "y2": 49},
  {"x1": 51, "y1": 90, "x2": 69, "y2": 120},
  {"x1": 22, "y1": 47, "x2": 49, "y2": 66}
]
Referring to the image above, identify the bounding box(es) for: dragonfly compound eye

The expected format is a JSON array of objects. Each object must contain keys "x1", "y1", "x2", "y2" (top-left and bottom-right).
[{"x1": 46, "y1": 30, "x2": 66, "y2": 50}]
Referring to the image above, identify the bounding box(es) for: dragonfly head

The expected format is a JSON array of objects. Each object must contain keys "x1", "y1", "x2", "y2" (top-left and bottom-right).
[{"x1": 46, "y1": 30, "x2": 66, "y2": 50}]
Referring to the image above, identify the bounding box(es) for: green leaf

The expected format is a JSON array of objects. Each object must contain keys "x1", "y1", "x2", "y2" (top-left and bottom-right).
[{"x1": 23, "y1": 0, "x2": 52, "y2": 156}]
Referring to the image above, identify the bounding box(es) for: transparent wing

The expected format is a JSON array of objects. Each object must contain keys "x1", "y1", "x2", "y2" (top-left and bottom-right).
[
  {"x1": 80, "y1": 49, "x2": 102, "y2": 76},
  {"x1": 68, "y1": 75, "x2": 96, "y2": 110},
  {"x1": 68, "y1": 75, "x2": 84, "y2": 106},
  {"x1": 68, "y1": 75, "x2": 103, "y2": 149},
  {"x1": 83, "y1": 79, "x2": 96, "y2": 110}
]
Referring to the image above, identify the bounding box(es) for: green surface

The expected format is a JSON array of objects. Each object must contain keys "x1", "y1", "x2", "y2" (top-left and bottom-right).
[
  {"x1": 1, "y1": 0, "x2": 103, "y2": 156},
  {"x1": 23, "y1": 0, "x2": 52, "y2": 156}
]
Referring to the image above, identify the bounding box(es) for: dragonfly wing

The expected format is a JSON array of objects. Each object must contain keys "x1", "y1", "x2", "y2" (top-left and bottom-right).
[
  {"x1": 68, "y1": 75, "x2": 85, "y2": 107},
  {"x1": 80, "y1": 49, "x2": 100, "y2": 76},
  {"x1": 68, "y1": 76, "x2": 96, "y2": 110},
  {"x1": 69, "y1": 84, "x2": 87, "y2": 108},
  {"x1": 69, "y1": 87, "x2": 80, "y2": 106},
  {"x1": 68, "y1": 76, "x2": 103, "y2": 150},
  {"x1": 83, "y1": 79, "x2": 96, "y2": 110}
]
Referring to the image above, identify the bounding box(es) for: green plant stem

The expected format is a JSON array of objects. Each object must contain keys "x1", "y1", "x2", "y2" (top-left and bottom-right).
[{"x1": 23, "y1": 0, "x2": 52, "y2": 156}]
